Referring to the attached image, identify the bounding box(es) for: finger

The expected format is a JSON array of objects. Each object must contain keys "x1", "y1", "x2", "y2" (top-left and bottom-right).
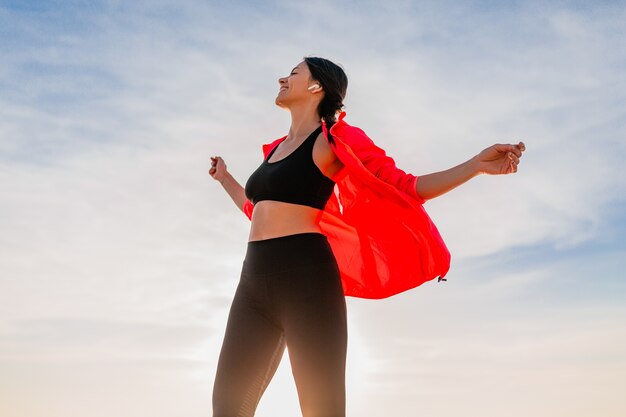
[
  {"x1": 495, "y1": 143, "x2": 522, "y2": 158},
  {"x1": 501, "y1": 143, "x2": 524, "y2": 157},
  {"x1": 507, "y1": 152, "x2": 520, "y2": 165},
  {"x1": 511, "y1": 142, "x2": 526, "y2": 158},
  {"x1": 506, "y1": 158, "x2": 516, "y2": 174},
  {"x1": 509, "y1": 145, "x2": 523, "y2": 158}
]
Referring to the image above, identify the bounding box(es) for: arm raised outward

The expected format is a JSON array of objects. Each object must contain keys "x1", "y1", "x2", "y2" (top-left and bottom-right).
[
  {"x1": 415, "y1": 141, "x2": 526, "y2": 201},
  {"x1": 209, "y1": 156, "x2": 252, "y2": 218}
]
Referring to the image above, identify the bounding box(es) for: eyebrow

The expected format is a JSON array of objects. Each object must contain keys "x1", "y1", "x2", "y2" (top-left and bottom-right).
[{"x1": 291, "y1": 67, "x2": 298, "y2": 72}]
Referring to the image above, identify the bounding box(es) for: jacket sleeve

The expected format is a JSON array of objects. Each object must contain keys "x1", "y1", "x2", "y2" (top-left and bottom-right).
[{"x1": 349, "y1": 127, "x2": 425, "y2": 204}]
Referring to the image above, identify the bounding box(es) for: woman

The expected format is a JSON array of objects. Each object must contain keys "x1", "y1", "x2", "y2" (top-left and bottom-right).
[{"x1": 209, "y1": 56, "x2": 525, "y2": 416}]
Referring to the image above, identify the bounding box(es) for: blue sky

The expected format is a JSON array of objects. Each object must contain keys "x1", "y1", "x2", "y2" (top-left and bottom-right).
[{"x1": 1, "y1": 1, "x2": 625, "y2": 416}]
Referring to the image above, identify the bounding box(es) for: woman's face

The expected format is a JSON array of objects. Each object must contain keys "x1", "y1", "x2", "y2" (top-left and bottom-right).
[{"x1": 275, "y1": 61, "x2": 320, "y2": 109}]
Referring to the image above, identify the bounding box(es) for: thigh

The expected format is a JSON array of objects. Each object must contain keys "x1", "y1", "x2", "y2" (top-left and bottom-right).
[
  {"x1": 212, "y1": 277, "x2": 286, "y2": 417},
  {"x1": 279, "y1": 261, "x2": 348, "y2": 417}
]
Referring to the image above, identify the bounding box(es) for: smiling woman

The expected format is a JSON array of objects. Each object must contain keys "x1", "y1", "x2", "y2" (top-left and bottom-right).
[{"x1": 208, "y1": 55, "x2": 525, "y2": 416}]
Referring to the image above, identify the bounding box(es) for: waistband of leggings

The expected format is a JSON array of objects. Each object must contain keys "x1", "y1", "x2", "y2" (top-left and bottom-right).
[{"x1": 243, "y1": 232, "x2": 334, "y2": 274}]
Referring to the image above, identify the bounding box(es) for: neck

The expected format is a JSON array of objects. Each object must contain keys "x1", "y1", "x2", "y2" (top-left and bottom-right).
[{"x1": 286, "y1": 102, "x2": 322, "y2": 142}]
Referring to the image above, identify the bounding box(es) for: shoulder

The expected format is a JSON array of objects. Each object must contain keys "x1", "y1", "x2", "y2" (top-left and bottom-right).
[
  {"x1": 313, "y1": 130, "x2": 345, "y2": 178},
  {"x1": 313, "y1": 130, "x2": 334, "y2": 160},
  {"x1": 330, "y1": 122, "x2": 374, "y2": 150},
  {"x1": 320, "y1": 111, "x2": 371, "y2": 147}
]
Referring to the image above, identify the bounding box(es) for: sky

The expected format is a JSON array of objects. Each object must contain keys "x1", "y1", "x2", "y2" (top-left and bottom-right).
[{"x1": 1, "y1": 0, "x2": 625, "y2": 416}]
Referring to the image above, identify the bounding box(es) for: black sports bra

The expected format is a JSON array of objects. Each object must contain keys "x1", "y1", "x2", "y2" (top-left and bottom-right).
[{"x1": 244, "y1": 125, "x2": 336, "y2": 210}]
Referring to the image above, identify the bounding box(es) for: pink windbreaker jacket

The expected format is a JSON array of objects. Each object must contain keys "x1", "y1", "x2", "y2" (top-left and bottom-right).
[{"x1": 242, "y1": 111, "x2": 451, "y2": 299}]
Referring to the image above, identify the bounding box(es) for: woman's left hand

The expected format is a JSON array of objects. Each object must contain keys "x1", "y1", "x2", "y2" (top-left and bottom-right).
[{"x1": 474, "y1": 141, "x2": 526, "y2": 175}]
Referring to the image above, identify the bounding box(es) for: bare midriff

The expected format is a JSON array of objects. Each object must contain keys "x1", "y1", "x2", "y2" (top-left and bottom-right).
[{"x1": 247, "y1": 200, "x2": 325, "y2": 242}]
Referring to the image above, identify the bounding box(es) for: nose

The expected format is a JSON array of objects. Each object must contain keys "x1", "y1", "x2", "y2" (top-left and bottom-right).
[{"x1": 278, "y1": 76, "x2": 287, "y2": 86}]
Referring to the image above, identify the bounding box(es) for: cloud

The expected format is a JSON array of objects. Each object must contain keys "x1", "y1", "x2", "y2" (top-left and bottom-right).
[
  {"x1": 1, "y1": 1, "x2": 625, "y2": 416},
  {"x1": 343, "y1": 232, "x2": 626, "y2": 416},
  {"x1": 0, "y1": 318, "x2": 209, "y2": 360}
]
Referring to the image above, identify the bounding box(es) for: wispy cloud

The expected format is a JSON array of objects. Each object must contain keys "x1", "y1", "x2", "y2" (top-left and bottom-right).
[{"x1": 1, "y1": 1, "x2": 625, "y2": 416}]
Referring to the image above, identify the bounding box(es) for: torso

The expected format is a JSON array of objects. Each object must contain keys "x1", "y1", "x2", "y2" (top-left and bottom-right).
[{"x1": 247, "y1": 131, "x2": 344, "y2": 242}]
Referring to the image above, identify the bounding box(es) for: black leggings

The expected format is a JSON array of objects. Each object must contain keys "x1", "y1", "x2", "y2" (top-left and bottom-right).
[{"x1": 212, "y1": 232, "x2": 348, "y2": 417}]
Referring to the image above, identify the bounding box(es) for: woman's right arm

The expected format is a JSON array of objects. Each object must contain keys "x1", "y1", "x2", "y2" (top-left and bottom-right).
[{"x1": 209, "y1": 156, "x2": 254, "y2": 219}]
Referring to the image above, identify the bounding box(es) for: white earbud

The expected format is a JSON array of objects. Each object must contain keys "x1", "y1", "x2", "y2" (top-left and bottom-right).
[{"x1": 308, "y1": 84, "x2": 320, "y2": 91}]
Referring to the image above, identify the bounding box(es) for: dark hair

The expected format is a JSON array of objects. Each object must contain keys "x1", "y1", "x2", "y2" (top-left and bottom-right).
[{"x1": 303, "y1": 56, "x2": 348, "y2": 127}]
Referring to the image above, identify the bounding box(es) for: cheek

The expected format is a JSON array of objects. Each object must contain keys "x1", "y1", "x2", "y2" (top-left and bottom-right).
[{"x1": 292, "y1": 75, "x2": 307, "y2": 87}]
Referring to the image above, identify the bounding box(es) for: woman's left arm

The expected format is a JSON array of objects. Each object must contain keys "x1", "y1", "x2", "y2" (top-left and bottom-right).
[{"x1": 415, "y1": 141, "x2": 526, "y2": 201}]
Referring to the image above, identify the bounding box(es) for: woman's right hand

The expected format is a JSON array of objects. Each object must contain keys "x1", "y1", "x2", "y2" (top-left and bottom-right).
[{"x1": 209, "y1": 156, "x2": 227, "y2": 182}]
